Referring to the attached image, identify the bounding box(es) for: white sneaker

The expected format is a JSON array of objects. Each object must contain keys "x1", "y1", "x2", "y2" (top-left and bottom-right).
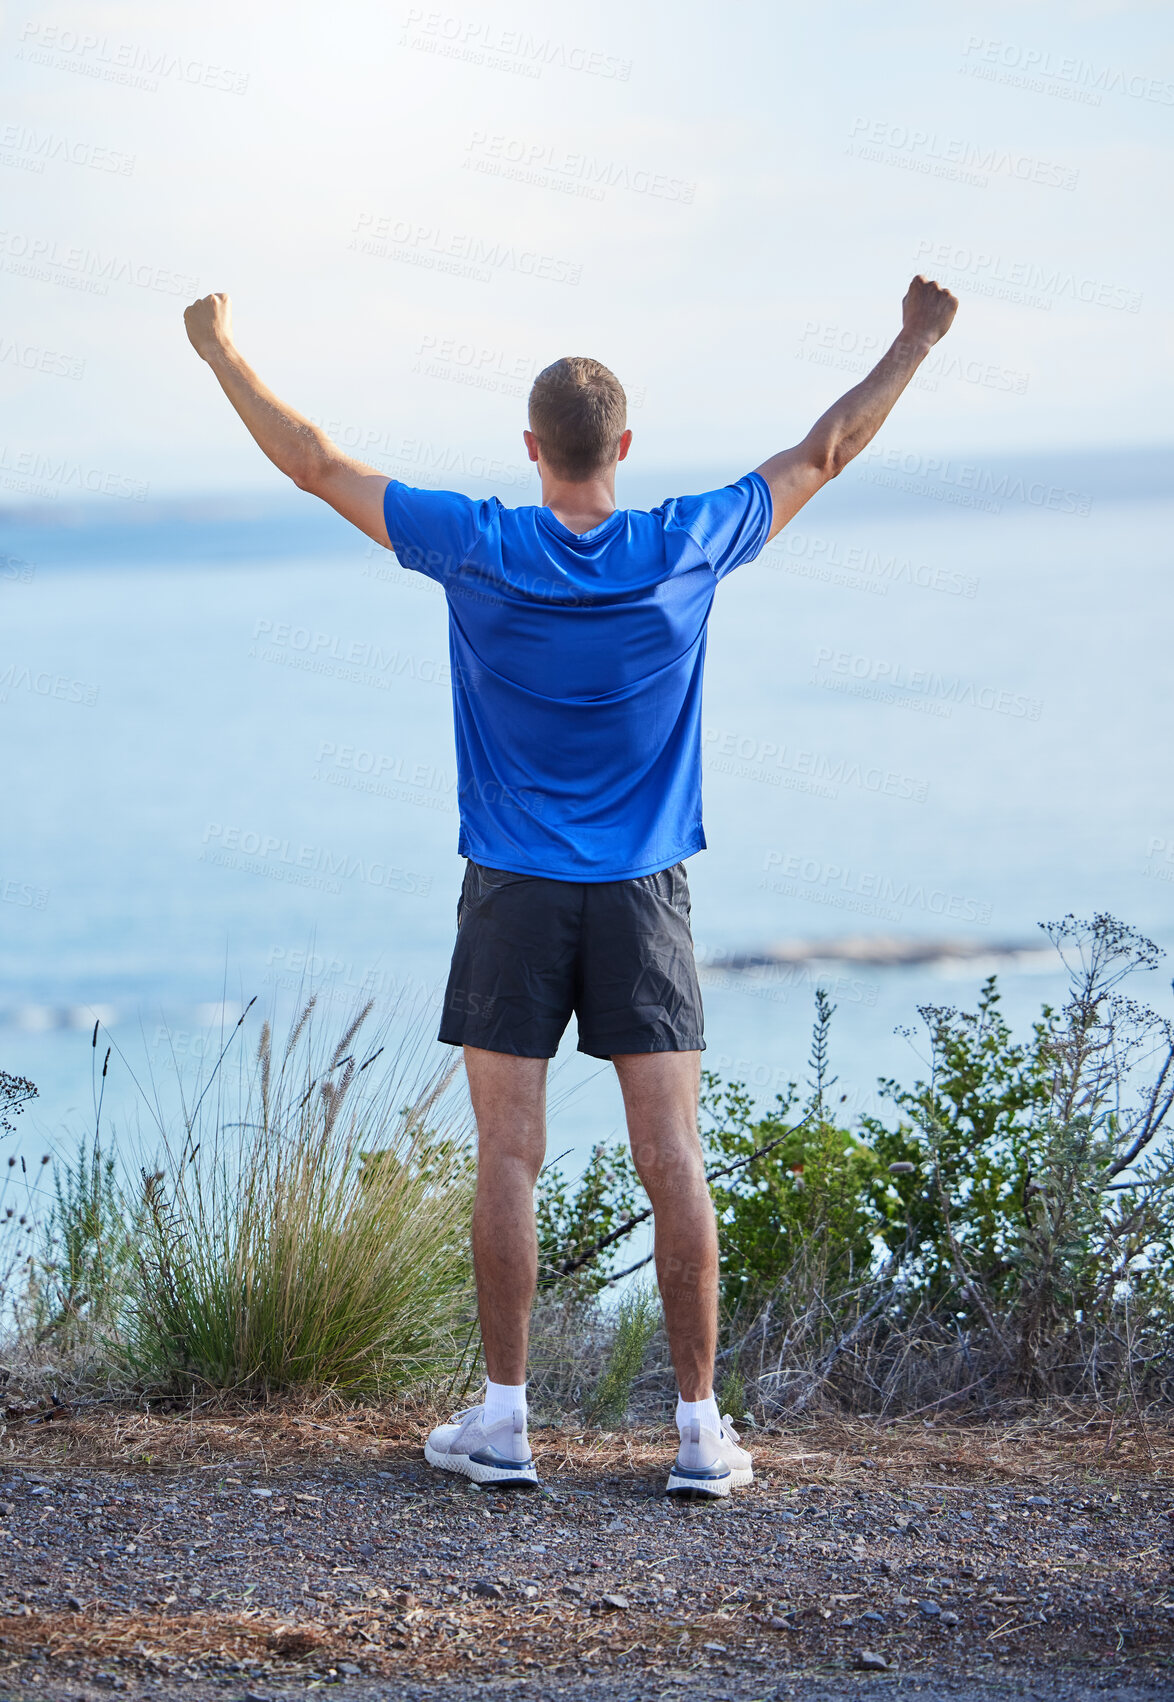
[
  {"x1": 666, "y1": 1413, "x2": 753, "y2": 1498},
  {"x1": 424, "y1": 1403, "x2": 539, "y2": 1490}
]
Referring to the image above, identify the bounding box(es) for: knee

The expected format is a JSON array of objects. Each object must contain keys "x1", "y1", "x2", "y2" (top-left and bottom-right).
[
  {"x1": 476, "y1": 1134, "x2": 545, "y2": 1192},
  {"x1": 631, "y1": 1133, "x2": 706, "y2": 1204}
]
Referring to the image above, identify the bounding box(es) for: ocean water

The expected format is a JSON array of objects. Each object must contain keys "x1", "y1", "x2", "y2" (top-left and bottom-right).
[{"x1": 3, "y1": 461, "x2": 1173, "y2": 1182}]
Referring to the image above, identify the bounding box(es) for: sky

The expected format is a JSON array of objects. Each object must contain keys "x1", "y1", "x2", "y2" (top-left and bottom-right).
[{"x1": 1, "y1": 0, "x2": 1171, "y2": 507}]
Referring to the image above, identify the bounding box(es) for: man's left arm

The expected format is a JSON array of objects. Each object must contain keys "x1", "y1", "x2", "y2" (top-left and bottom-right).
[
  {"x1": 183, "y1": 292, "x2": 390, "y2": 549},
  {"x1": 754, "y1": 276, "x2": 959, "y2": 541}
]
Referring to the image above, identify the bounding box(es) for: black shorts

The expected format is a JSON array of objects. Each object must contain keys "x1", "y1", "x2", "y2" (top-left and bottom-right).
[{"x1": 438, "y1": 859, "x2": 705, "y2": 1060}]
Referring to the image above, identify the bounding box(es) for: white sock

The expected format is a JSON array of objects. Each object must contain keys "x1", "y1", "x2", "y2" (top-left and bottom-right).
[
  {"x1": 484, "y1": 1379, "x2": 527, "y2": 1432},
  {"x1": 676, "y1": 1393, "x2": 721, "y2": 1436}
]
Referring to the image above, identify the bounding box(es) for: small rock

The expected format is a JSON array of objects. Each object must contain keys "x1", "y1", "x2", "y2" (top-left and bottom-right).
[
  {"x1": 472, "y1": 1580, "x2": 505, "y2": 1599},
  {"x1": 0, "y1": 1503, "x2": 13, "y2": 1517},
  {"x1": 941, "y1": 1610, "x2": 961, "y2": 1626},
  {"x1": 919, "y1": 1599, "x2": 941, "y2": 1617},
  {"x1": 600, "y1": 1593, "x2": 630, "y2": 1610},
  {"x1": 66, "y1": 1595, "x2": 84, "y2": 1612},
  {"x1": 249, "y1": 1487, "x2": 274, "y2": 1498},
  {"x1": 701, "y1": 1641, "x2": 727, "y2": 1652},
  {"x1": 856, "y1": 1650, "x2": 889, "y2": 1671},
  {"x1": 561, "y1": 1582, "x2": 584, "y2": 1597},
  {"x1": 337, "y1": 1662, "x2": 361, "y2": 1677},
  {"x1": 521, "y1": 1583, "x2": 539, "y2": 1599},
  {"x1": 1026, "y1": 1496, "x2": 1052, "y2": 1508}
]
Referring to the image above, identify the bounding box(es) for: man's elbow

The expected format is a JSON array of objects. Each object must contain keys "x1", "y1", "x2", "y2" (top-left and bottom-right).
[
  {"x1": 803, "y1": 435, "x2": 847, "y2": 483},
  {"x1": 825, "y1": 436, "x2": 859, "y2": 480},
  {"x1": 290, "y1": 446, "x2": 334, "y2": 495}
]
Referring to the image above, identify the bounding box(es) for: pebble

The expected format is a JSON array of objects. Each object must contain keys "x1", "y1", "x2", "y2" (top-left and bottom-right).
[
  {"x1": 855, "y1": 1649, "x2": 890, "y2": 1671},
  {"x1": 940, "y1": 1610, "x2": 961, "y2": 1626},
  {"x1": 1026, "y1": 1496, "x2": 1052, "y2": 1507},
  {"x1": 918, "y1": 1599, "x2": 941, "y2": 1617},
  {"x1": 472, "y1": 1580, "x2": 505, "y2": 1599},
  {"x1": 601, "y1": 1593, "x2": 630, "y2": 1610}
]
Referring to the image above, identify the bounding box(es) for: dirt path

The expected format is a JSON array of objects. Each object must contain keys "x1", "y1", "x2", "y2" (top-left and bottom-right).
[{"x1": 0, "y1": 1407, "x2": 1170, "y2": 1699}]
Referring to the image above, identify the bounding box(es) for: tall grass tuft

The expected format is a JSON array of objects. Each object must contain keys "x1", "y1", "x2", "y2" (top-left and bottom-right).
[
  {"x1": 583, "y1": 1282, "x2": 660, "y2": 1426},
  {"x1": 122, "y1": 998, "x2": 475, "y2": 1399}
]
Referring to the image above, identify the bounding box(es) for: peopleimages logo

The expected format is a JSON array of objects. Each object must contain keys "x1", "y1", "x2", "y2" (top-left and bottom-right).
[
  {"x1": 857, "y1": 444, "x2": 1092, "y2": 517},
  {"x1": 702, "y1": 727, "x2": 929, "y2": 803},
  {"x1": 200, "y1": 825, "x2": 432, "y2": 897},
  {"x1": 846, "y1": 116, "x2": 1078, "y2": 190},
  {"x1": 0, "y1": 228, "x2": 197, "y2": 297},
  {"x1": 959, "y1": 36, "x2": 1174, "y2": 107},
  {"x1": 913, "y1": 240, "x2": 1142, "y2": 315},
  {"x1": 349, "y1": 214, "x2": 582, "y2": 287},
  {"x1": 463, "y1": 131, "x2": 695, "y2": 203},
  {"x1": 761, "y1": 851, "x2": 992, "y2": 926},
  {"x1": 16, "y1": 22, "x2": 249, "y2": 94},
  {"x1": 398, "y1": 9, "x2": 632, "y2": 81},
  {"x1": 0, "y1": 445, "x2": 146, "y2": 501},
  {"x1": 812, "y1": 647, "x2": 1043, "y2": 721}
]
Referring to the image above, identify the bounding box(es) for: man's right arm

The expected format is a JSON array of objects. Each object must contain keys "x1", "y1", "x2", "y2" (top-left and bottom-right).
[
  {"x1": 183, "y1": 292, "x2": 390, "y2": 549},
  {"x1": 755, "y1": 275, "x2": 958, "y2": 541}
]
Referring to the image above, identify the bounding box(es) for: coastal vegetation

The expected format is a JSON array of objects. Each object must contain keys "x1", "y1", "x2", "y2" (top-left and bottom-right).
[{"x1": 3, "y1": 914, "x2": 1172, "y2": 1426}]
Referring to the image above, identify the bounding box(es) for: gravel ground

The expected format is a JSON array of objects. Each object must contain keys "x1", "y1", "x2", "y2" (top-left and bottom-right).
[{"x1": 0, "y1": 1405, "x2": 1170, "y2": 1700}]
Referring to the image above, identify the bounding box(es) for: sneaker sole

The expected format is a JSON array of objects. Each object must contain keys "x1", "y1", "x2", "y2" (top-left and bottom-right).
[
  {"x1": 665, "y1": 1464, "x2": 754, "y2": 1500},
  {"x1": 424, "y1": 1439, "x2": 541, "y2": 1490}
]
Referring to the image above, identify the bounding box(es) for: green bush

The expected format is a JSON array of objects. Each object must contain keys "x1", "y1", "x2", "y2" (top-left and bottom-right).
[
  {"x1": 862, "y1": 915, "x2": 1174, "y2": 1391},
  {"x1": 537, "y1": 915, "x2": 1174, "y2": 1411},
  {"x1": 701, "y1": 993, "x2": 891, "y2": 1315}
]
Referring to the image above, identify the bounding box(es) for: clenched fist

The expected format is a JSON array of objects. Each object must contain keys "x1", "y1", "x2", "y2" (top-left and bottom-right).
[
  {"x1": 901, "y1": 275, "x2": 958, "y2": 347},
  {"x1": 184, "y1": 292, "x2": 234, "y2": 361}
]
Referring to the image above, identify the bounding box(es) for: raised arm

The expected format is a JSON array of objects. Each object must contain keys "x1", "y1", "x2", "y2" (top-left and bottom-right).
[
  {"x1": 183, "y1": 293, "x2": 390, "y2": 548},
  {"x1": 755, "y1": 276, "x2": 958, "y2": 540}
]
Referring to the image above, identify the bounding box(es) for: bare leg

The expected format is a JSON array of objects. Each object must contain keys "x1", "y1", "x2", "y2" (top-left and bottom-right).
[
  {"x1": 611, "y1": 1050, "x2": 717, "y2": 1401},
  {"x1": 463, "y1": 1046, "x2": 549, "y2": 1385}
]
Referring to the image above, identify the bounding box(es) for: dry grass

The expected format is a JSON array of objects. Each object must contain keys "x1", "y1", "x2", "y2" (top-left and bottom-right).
[{"x1": 4, "y1": 1398, "x2": 1171, "y2": 1483}]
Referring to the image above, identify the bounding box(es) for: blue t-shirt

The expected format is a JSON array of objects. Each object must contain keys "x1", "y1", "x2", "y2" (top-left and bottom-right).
[{"x1": 382, "y1": 473, "x2": 773, "y2": 881}]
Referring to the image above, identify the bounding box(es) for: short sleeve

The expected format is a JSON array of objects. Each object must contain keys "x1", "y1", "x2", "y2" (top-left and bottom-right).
[
  {"x1": 669, "y1": 471, "x2": 773, "y2": 580},
  {"x1": 382, "y1": 481, "x2": 486, "y2": 584}
]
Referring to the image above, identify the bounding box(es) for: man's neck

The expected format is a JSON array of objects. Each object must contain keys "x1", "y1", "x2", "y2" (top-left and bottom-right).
[{"x1": 539, "y1": 473, "x2": 618, "y2": 536}]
